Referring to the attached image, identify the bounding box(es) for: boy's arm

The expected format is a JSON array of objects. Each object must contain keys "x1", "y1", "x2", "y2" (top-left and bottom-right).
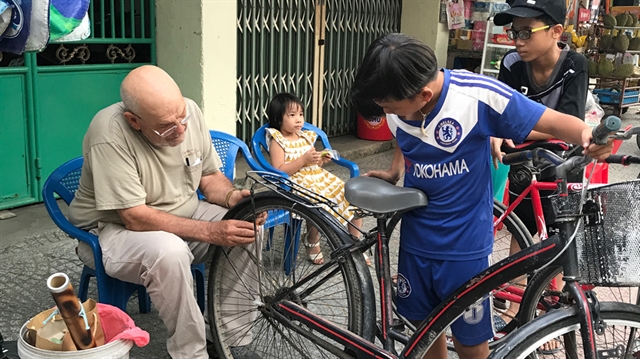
[
  {"x1": 532, "y1": 108, "x2": 612, "y2": 160},
  {"x1": 364, "y1": 146, "x2": 405, "y2": 184}
]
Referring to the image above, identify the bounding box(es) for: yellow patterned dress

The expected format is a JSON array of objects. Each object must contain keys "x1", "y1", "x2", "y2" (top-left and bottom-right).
[{"x1": 266, "y1": 128, "x2": 354, "y2": 226}]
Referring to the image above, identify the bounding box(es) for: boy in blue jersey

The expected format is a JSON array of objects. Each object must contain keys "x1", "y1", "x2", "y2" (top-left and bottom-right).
[{"x1": 350, "y1": 33, "x2": 612, "y2": 359}]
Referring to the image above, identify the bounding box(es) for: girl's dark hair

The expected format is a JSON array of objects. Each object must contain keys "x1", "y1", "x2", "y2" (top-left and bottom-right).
[
  {"x1": 350, "y1": 33, "x2": 439, "y2": 118},
  {"x1": 267, "y1": 92, "x2": 304, "y2": 130}
]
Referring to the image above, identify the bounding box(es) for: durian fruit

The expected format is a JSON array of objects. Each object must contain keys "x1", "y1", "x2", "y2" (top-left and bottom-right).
[
  {"x1": 614, "y1": 63, "x2": 635, "y2": 78},
  {"x1": 600, "y1": 34, "x2": 613, "y2": 51},
  {"x1": 614, "y1": 34, "x2": 630, "y2": 52},
  {"x1": 616, "y1": 13, "x2": 628, "y2": 27},
  {"x1": 589, "y1": 60, "x2": 599, "y2": 77},
  {"x1": 603, "y1": 14, "x2": 617, "y2": 27},
  {"x1": 598, "y1": 57, "x2": 615, "y2": 76},
  {"x1": 626, "y1": 13, "x2": 635, "y2": 27},
  {"x1": 629, "y1": 37, "x2": 640, "y2": 50}
]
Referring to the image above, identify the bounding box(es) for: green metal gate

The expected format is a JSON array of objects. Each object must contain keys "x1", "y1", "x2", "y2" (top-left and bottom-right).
[
  {"x1": 0, "y1": 0, "x2": 155, "y2": 210},
  {"x1": 236, "y1": 0, "x2": 401, "y2": 141},
  {"x1": 322, "y1": 1, "x2": 402, "y2": 135}
]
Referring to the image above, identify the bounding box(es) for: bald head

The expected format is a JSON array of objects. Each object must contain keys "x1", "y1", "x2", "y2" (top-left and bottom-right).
[{"x1": 120, "y1": 65, "x2": 183, "y2": 118}]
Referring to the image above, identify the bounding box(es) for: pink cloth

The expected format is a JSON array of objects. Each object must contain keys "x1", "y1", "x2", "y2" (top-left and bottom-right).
[{"x1": 97, "y1": 303, "x2": 150, "y2": 347}]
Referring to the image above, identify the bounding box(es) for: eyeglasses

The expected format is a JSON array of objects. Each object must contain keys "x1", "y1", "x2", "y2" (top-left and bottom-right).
[
  {"x1": 506, "y1": 25, "x2": 550, "y2": 40},
  {"x1": 132, "y1": 111, "x2": 193, "y2": 138},
  {"x1": 153, "y1": 111, "x2": 193, "y2": 138}
]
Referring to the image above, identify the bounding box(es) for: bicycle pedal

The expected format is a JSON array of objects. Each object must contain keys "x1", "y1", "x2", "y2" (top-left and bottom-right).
[
  {"x1": 376, "y1": 320, "x2": 406, "y2": 332},
  {"x1": 391, "y1": 319, "x2": 405, "y2": 331},
  {"x1": 493, "y1": 297, "x2": 507, "y2": 310}
]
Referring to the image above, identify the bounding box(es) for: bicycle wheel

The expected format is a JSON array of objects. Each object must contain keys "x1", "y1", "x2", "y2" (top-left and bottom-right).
[
  {"x1": 517, "y1": 265, "x2": 640, "y2": 330},
  {"x1": 207, "y1": 192, "x2": 373, "y2": 359},
  {"x1": 489, "y1": 302, "x2": 640, "y2": 359},
  {"x1": 491, "y1": 200, "x2": 534, "y2": 339}
]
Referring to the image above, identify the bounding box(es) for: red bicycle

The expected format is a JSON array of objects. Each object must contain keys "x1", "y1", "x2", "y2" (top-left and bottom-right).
[{"x1": 489, "y1": 126, "x2": 640, "y2": 339}]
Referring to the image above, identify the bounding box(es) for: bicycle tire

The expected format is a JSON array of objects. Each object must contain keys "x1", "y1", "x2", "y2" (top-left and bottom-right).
[
  {"x1": 207, "y1": 191, "x2": 374, "y2": 359},
  {"x1": 489, "y1": 301, "x2": 640, "y2": 359},
  {"x1": 517, "y1": 263, "x2": 640, "y2": 330},
  {"x1": 489, "y1": 200, "x2": 534, "y2": 340}
]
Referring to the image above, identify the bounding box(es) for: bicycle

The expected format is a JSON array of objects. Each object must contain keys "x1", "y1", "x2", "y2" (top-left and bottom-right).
[
  {"x1": 489, "y1": 126, "x2": 640, "y2": 337},
  {"x1": 206, "y1": 120, "x2": 639, "y2": 359},
  {"x1": 488, "y1": 127, "x2": 640, "y2": 359}
]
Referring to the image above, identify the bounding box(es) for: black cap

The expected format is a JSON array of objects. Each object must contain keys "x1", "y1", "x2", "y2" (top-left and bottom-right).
[{"x1": 494, "y1": 0, "x2": 566, "y2": 26}]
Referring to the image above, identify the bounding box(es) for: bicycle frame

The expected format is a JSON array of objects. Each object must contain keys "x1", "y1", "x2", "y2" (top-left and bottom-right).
[
  {"x1": 266, "y1": 212, "x2": 566, "y2": 359},
  {"x1": 492, "y1": 178, "x2": 589, "y2": 309}
]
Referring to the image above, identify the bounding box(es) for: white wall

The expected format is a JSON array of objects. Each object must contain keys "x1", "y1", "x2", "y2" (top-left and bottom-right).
[
  {"x1": 156, "y1": 0, "x2": 204, "y2": 106},
  {"x1": 400, "y1": 0, "x2": 450, "y2": 68},
  {"x1": 156, "y1": 0, "x2": 237, "y2": 134}
]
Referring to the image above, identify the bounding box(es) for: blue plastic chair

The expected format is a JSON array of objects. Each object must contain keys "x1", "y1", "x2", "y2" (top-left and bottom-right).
[
  {"x1": 42, "y1": 157, "x2": 205, "y2": 313},
  {"x1": 251, "y1": 123, "x2": 360, "y2": 273},
  {"x1": 209, "y1": 130, "x2": 264, "y2": 180},
  {"x1": 252, "y1": 123, "x2": 360, "y2": 178}
]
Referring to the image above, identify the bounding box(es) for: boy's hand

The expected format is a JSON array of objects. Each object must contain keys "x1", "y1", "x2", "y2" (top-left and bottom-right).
[
  {"x1": 490, "y1": 137, "x2": 514, "y2": 169},
  {"x1": 364, "y1": 170, "x2": 400, "y2": 185},
  {"x1": 580, "y1": 128, "x2": 614, "y2": 161}
]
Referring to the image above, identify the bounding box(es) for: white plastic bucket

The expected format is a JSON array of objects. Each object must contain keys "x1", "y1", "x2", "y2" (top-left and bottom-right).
[{"x1": 17, "y1": 323, "x2": 133, "y2": 359}]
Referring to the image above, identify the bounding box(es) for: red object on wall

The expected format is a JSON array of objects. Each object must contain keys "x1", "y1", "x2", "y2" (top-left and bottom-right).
[
  {"x1": 578, "y1": 9, "x2": 591, "y2": 22},
  {"x1": 356, "y1": 113, "x2": 393, "y2": 141},
  {"x1": 584, "y1": 137, "x2": 623, "y2": 184}
]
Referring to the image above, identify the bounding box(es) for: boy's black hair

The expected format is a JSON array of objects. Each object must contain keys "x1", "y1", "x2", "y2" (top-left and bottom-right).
[
  {"x1": 350, "y1": 33, "x2": 439, "y2": 118},
  {"x1": 535, "y1": 13, "x2": 560, "y2": 26},
  {"x1": 267, "y1": 92, "x2": 304, "y2": 130}
]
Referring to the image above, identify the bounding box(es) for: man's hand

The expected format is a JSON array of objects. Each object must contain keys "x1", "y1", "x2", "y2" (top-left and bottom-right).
[
  {"x1": 207, "y1": 219, "x2": 259, "y2": 246},
  {"x1": 580, "y1": 128, "x2": 614, "y2": 161},
  {"x1": 227, "y1": 189, "x2": 250, "y2": 208},
  {"x1": 490, "y1": 137, "x2": 514, "y2": 169},
  {"x1": 364, "y1": 170, "x2": 400, "y2": 185}
]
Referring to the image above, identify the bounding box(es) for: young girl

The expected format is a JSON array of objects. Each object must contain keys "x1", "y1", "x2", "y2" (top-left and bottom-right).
[{"x1": 265, "y1": 92, "x2": 364, "y2": 265}]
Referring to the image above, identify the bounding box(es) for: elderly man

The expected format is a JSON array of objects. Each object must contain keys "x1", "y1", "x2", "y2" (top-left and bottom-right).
[{"x1": 69, "y1": 65, "x2": 261, "y2": 358}]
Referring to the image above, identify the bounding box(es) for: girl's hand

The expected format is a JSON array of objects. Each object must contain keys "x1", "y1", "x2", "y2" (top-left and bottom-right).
[
  {"x1": 303, "y1": 148, "x2": 321, "y2": 165},
  {"x1": 320, "y1": 151, "x2": 332, "y2": 164}
]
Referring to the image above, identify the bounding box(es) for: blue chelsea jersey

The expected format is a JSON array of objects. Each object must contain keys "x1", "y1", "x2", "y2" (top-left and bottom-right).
[{"x1": 389, "y1": 69, "x2": 545, "y2": 260}]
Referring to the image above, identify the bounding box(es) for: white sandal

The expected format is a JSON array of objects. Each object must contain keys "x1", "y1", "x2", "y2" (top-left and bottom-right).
[{"x1": 304, "y1": 240, "x2": 324, "y2": 265}]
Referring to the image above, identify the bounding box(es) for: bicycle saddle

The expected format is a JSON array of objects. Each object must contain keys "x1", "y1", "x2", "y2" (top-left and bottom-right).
[{"x1": 345, "y1": 177, "x2": 428, "y2": 214}]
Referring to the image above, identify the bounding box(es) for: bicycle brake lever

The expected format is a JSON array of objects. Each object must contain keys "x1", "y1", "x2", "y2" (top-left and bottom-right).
[{"x1": 610, "y1": 126, "x2": 640, "y2": 140}]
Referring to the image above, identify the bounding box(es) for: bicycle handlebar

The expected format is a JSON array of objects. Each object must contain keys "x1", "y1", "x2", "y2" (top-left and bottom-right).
[
  {"x1": 501, "y1": 148, "x2": 565, "y2": 166},
  {"x1": 501, "y1": 116, "x2": 622, "y2": 176},
  {"x1": 605, "y1": 154, "x2": 640, "y2": 165}
]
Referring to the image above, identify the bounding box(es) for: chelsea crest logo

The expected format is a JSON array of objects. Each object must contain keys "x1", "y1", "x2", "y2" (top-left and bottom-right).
[
  {"x1": 434, "y1": 118, "x2": 462, "y2": 147},
  {"x1": 396, "y1": 273, "x2": 411, "y2": 298}
]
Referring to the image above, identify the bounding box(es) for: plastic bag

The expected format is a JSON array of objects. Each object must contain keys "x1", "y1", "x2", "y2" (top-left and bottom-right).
[
  {"x1": 447, "y1": 0, "x2": 464, "y2": 30},
  {"x1": 585, "y1": 90, "x2": 604, "y2": 127}
]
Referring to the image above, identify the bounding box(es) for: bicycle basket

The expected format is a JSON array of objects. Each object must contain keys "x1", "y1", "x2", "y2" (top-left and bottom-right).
[{"x1": 551, "y1": 180, "x2": 640, "y2": 287}]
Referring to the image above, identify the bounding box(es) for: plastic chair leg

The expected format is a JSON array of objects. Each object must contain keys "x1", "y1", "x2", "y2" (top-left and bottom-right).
[
  {"x1": 283, "y1": 219, "x2": 303, "y2": 275},
  {"x1": 78, "y1": 266, "x2": 94, "y2": 302},
  {"x1": 191, "y1": 263, "x2": 206, "y2": 313},
  {"x1": 137, "y1": 286, "x2": 151, "y2": 314}
]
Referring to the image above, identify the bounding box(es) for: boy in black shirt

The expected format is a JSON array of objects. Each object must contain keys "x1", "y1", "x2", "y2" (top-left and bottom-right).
[{"x1": 492, "y1": 0, "x2": 588, "y2": 351}]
